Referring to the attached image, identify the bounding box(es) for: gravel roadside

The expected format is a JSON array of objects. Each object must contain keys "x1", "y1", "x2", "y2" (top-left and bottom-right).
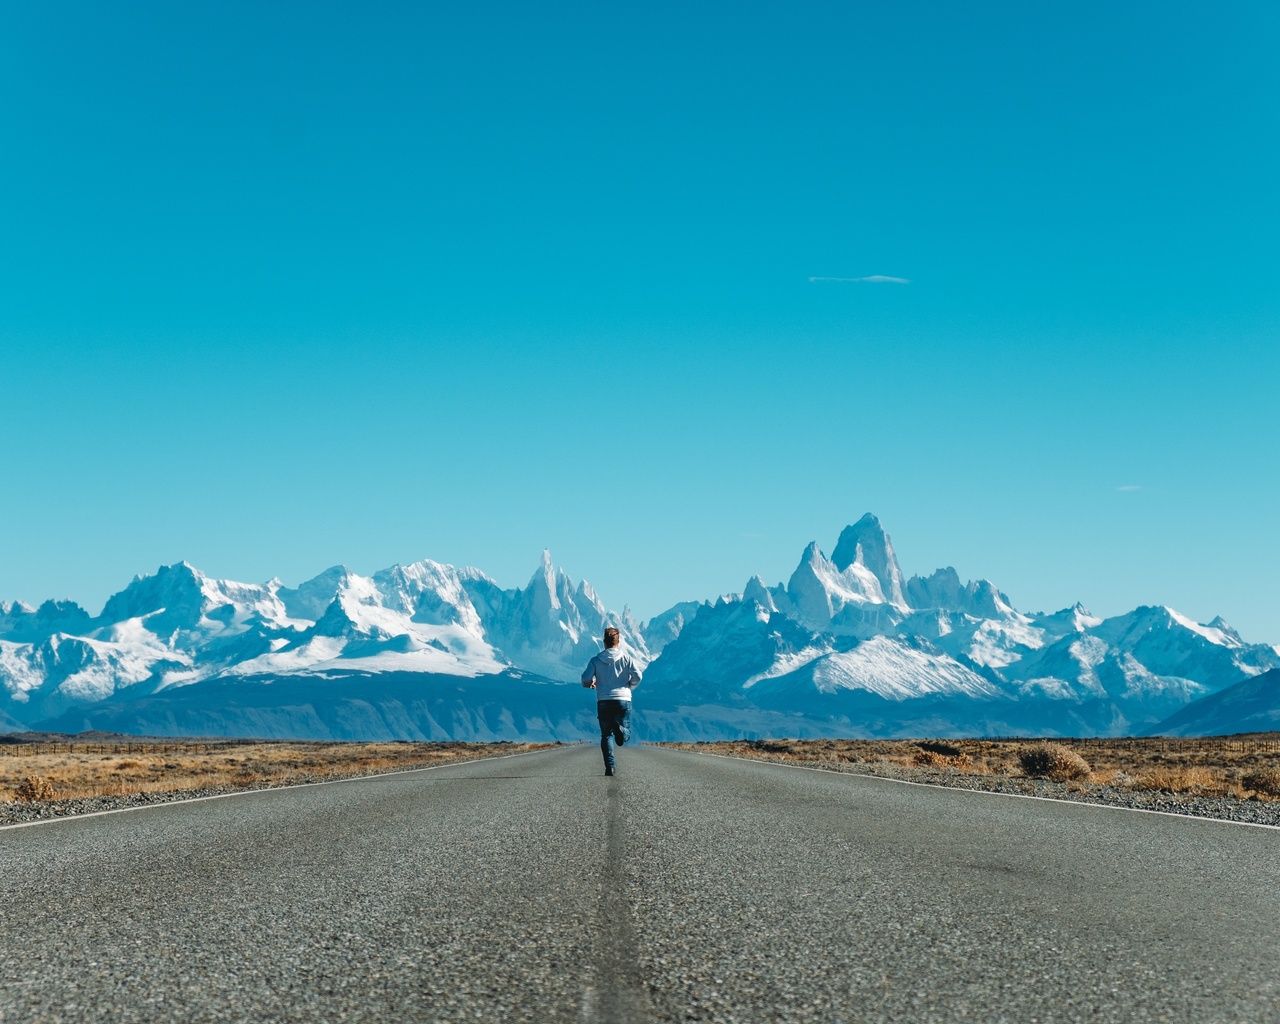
[{"x1": 701, "y1": 748, "x2": 1280, "y2": 827}]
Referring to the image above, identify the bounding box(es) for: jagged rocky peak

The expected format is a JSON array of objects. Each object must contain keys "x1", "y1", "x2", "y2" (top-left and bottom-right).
[
  {"x1": 1208, "y1": 616, "x2": 1243, "y2": 644},
  {"x1": 786, "y1": 543, "x2": 839, "y2": 624},
  {"x1": 99, "y1": 561, "x2": 209, "y2": 626},
  {"x1": 1065, "y1": 602, "x2": 1102, "y2": 630},
  {"x1": 1032, "y1": 602, "x2": 1103, "y2": 638},
  {"x1": 742, "y1": 575, "x2": 778, "y2": 613},
  {"x1": 906, "y1": 566, "x2": 963, "y2": 611},
  {"x1": 785, "y1": 539, "x2": 887, "y2": 631},
  {"x1": 798, "y1": 541, "x2": 824, "y2": 568},
  {"x1": 831, "y1": 513, "x2": 908, "y2": 608},
  {"x1": 377, "y1": 560, "x2": 485, "y2": 634},
  {"x1": 642, "y1": 600, "x2": 703, "y2": 656},
  {"x1": 964, "y1": 579, "x2": 1014, "y2": 619},
  {"x1": 0, "y1": 599, "x2": 93, "y2": 643},
  {"x1": 502, "y1": 550, "x2": 646, "y2": 660},
  {"x1": 525, "y1": 548, "x2": 564, "y2": 618},
  {"x1": 312, "y1": 593, "x2": 387, "y2": 640},
  {"x1": 279, "y1": 565, "x2": 353, "y2": 622},
  {"x1": 576, "y1": 579, "x2": 607, "y2": 617},
  {"x1": 904, "y1": 565, "x2": 1018, "y2": 619},
  {"x1": 619, "y1": 605, "x2": 644, "y2": 638}
]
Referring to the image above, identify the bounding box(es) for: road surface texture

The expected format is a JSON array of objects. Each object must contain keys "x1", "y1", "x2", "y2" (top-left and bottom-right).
[{"x1": 2, "y1": 744, "x2": 1278, "y2": 1023}]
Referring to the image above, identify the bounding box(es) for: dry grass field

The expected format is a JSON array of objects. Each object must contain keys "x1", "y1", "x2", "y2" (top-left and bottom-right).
[
  {"x1": 0, "y1": 739, "x2": 555, "y2": 804},
  {"x1": 666, "y1": 736, "x2": 1280, "y2": 800}
]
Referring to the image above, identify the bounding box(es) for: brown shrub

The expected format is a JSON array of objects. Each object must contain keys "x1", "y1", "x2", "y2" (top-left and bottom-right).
[
  {"x1": 751, "y1": 740, "x2": 804, "y2": 757},
  {"x1": 1242, "y1": 767, "x2": 1280, "y2": 797},
  {"x1": 1134, "y1": 766, "x2": 1225, "y2": 796},
  {"x1": 1019, "y1": 743, "x2": 1091, "y2": 782},
  {"x1": 913, "y1": 748, "x2": 973, "y2": 769},
  {"x1": 15, "y1": 776, "x2": 55, "y2": 802}
]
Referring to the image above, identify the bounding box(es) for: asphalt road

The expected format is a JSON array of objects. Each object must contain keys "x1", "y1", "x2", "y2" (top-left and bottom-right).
[{"x1": 2, "y1": 744, "x2": 1279, "y2": 1023}]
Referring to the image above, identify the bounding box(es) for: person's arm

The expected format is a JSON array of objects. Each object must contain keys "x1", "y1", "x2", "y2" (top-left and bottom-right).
[
  {"x1": 581, "y1": 658, "x2": 597, "y2": 689},
  {"x1": 627, "y1": 659, "x2": 642, "y2": 690}
]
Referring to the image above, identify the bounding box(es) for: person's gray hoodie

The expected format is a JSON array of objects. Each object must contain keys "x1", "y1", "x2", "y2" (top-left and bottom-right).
[{"x1": 582, "y1": 646, "x2": 642, "y2": 702}]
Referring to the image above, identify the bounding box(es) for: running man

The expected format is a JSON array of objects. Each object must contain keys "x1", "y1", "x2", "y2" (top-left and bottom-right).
[{"x1": 581, "y1": 626, "x2": 642, "y2": 776}]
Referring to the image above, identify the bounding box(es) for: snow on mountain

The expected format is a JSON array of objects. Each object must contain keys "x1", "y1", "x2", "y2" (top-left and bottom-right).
[
  {"x1": 643, "y1": 595, "x2": 823, "y2": 706},
  {"x1": 3, "y1": 513, "x2": 1276, "y2": 739},
  {"x1": 905, "y1": 568, "x2": 1017, "y2": 619},
  {"x1": 642, "y1": 600, "x2": 704, "y2": 656},
  {"x1": 0, "y1": 632, "x2": 190, "y2": 720},
  {"x1": 998, "y1": 632, "x2": 1211, "y2": 730},
  {"x1": 0, "y1": 550, "x2": 643, "y2": 731},
  {"x1": 458, "y1": 550, "x2": 648, "y2": 682},
  {"x1": 643, "y1": 595, "x2": 1005, "y2": 734},
  {"x1": 98, "y1": 561, "x2": 300, "y2": 644},
  {"x1": 637, "y1": 517, "x2": 1277, "y2": 738},
  {"x1": 799, "y1": 637, "x2": 1001, "y2": 700},
  {"x1": 0, "y1": 599, "x2": 94, "y2": 643},
  {"x1": 785, "y1": 542, "x2": 895, "y2": 632},
  {"x1": 892, "y1": 602, "x2": 1043, "y2": 672},
  {"x1": 278, "y1": 565, "x2": 353, "y2": 621},
  {"x1": 209, "y1": 559, "x2": 508, "y2": 682},
  {"x1": 830, "y1": 513, "x2": 909, "y2": 610},
  {"x1": 1031, "y1": 602, "x2": 1104, "y2": 640},
  {"x1": 1088, "y1": 606, "x2": 1277, "y2": 690}
]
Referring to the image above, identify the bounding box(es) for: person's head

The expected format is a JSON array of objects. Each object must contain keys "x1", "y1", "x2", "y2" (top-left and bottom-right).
[{"x1": 604, "y1": 626, "x2": 620, "y2": 649}]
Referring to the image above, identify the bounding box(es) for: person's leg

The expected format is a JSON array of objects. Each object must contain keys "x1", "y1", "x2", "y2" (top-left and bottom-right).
[
  {"x1": 597, "y1": 701, "x2": 616, "y2": 773},
  {"x1": 613, "y1": 700, "x2": 632, "y2": 746}
]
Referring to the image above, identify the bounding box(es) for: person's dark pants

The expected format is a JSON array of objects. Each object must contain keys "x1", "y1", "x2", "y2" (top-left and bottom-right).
[{"x1": 597, "y1": 699, "x2": 632, "y2": 772}]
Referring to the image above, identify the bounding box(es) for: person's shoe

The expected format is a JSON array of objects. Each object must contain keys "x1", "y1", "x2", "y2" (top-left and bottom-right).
[{"x1": 604, "y1": 767, "x2": 616, "y2": 777}]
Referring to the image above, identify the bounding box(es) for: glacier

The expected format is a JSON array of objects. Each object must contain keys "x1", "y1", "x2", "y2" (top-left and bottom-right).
[{"x1": 4, "y1": 513, "x2": 1277, "y2": 740}]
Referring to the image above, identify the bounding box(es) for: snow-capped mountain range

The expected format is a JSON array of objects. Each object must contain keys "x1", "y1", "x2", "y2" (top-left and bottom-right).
[
  {"x1": 0, "y1": 551, "x2": 643, "y2": 727},
  {"x1": 3, "y1": 514, "x2": 1277, "y2": 740}
]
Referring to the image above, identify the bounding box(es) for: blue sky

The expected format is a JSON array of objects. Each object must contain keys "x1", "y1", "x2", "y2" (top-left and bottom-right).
[{"x1": 2, "y1": 2, "x2": 1278, "y2": 640}]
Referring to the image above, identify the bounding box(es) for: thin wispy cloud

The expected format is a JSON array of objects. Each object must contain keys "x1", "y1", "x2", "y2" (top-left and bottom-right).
[
  {"x1": 1117, "y1": 485, "x2": 1144, "y2": 492},
  {"x1": 809, "y1": 275, "x2": 910, "y2": 284}
]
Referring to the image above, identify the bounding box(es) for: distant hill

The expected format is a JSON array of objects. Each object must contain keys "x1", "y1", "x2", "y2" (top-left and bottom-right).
[{"x1": 1150, "y1": 668, "x2": 1280, "y2": 737}]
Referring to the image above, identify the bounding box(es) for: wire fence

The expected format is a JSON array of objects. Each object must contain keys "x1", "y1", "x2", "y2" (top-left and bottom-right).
[
  {"x1": 981, "y1": 736, "x2": 1280, "y2": 754},
  {"x1": 0, "y1": 742, "x2": 246, "y2": 756},
  {"x1": 0, "y1": 738, "x2": 476, "y2": 756}
]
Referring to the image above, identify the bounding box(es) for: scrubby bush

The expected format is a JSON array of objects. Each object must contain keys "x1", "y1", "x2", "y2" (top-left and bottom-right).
[
  {"x1": 918, "y1": 740, "x2": 964, "y2": 758},
  {"x1": 1242, "y1": 767, "x2": 1280, "y2": 797},
  {"x1": 913, "y1": 747, "x2": 972, "y2": 769},
  {"x1": 15, "y1": 776, "x2": 55, "y2": 802},
  {"x1": 1135, "y1": 766, "x2": 1224, "y2": 796},
  {"x1": 1018, "y1": 743, "x2": 1091, "y2": 782},
  {"x1": 750, "y1": 740, "x2": 800, "y2": 755}
]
